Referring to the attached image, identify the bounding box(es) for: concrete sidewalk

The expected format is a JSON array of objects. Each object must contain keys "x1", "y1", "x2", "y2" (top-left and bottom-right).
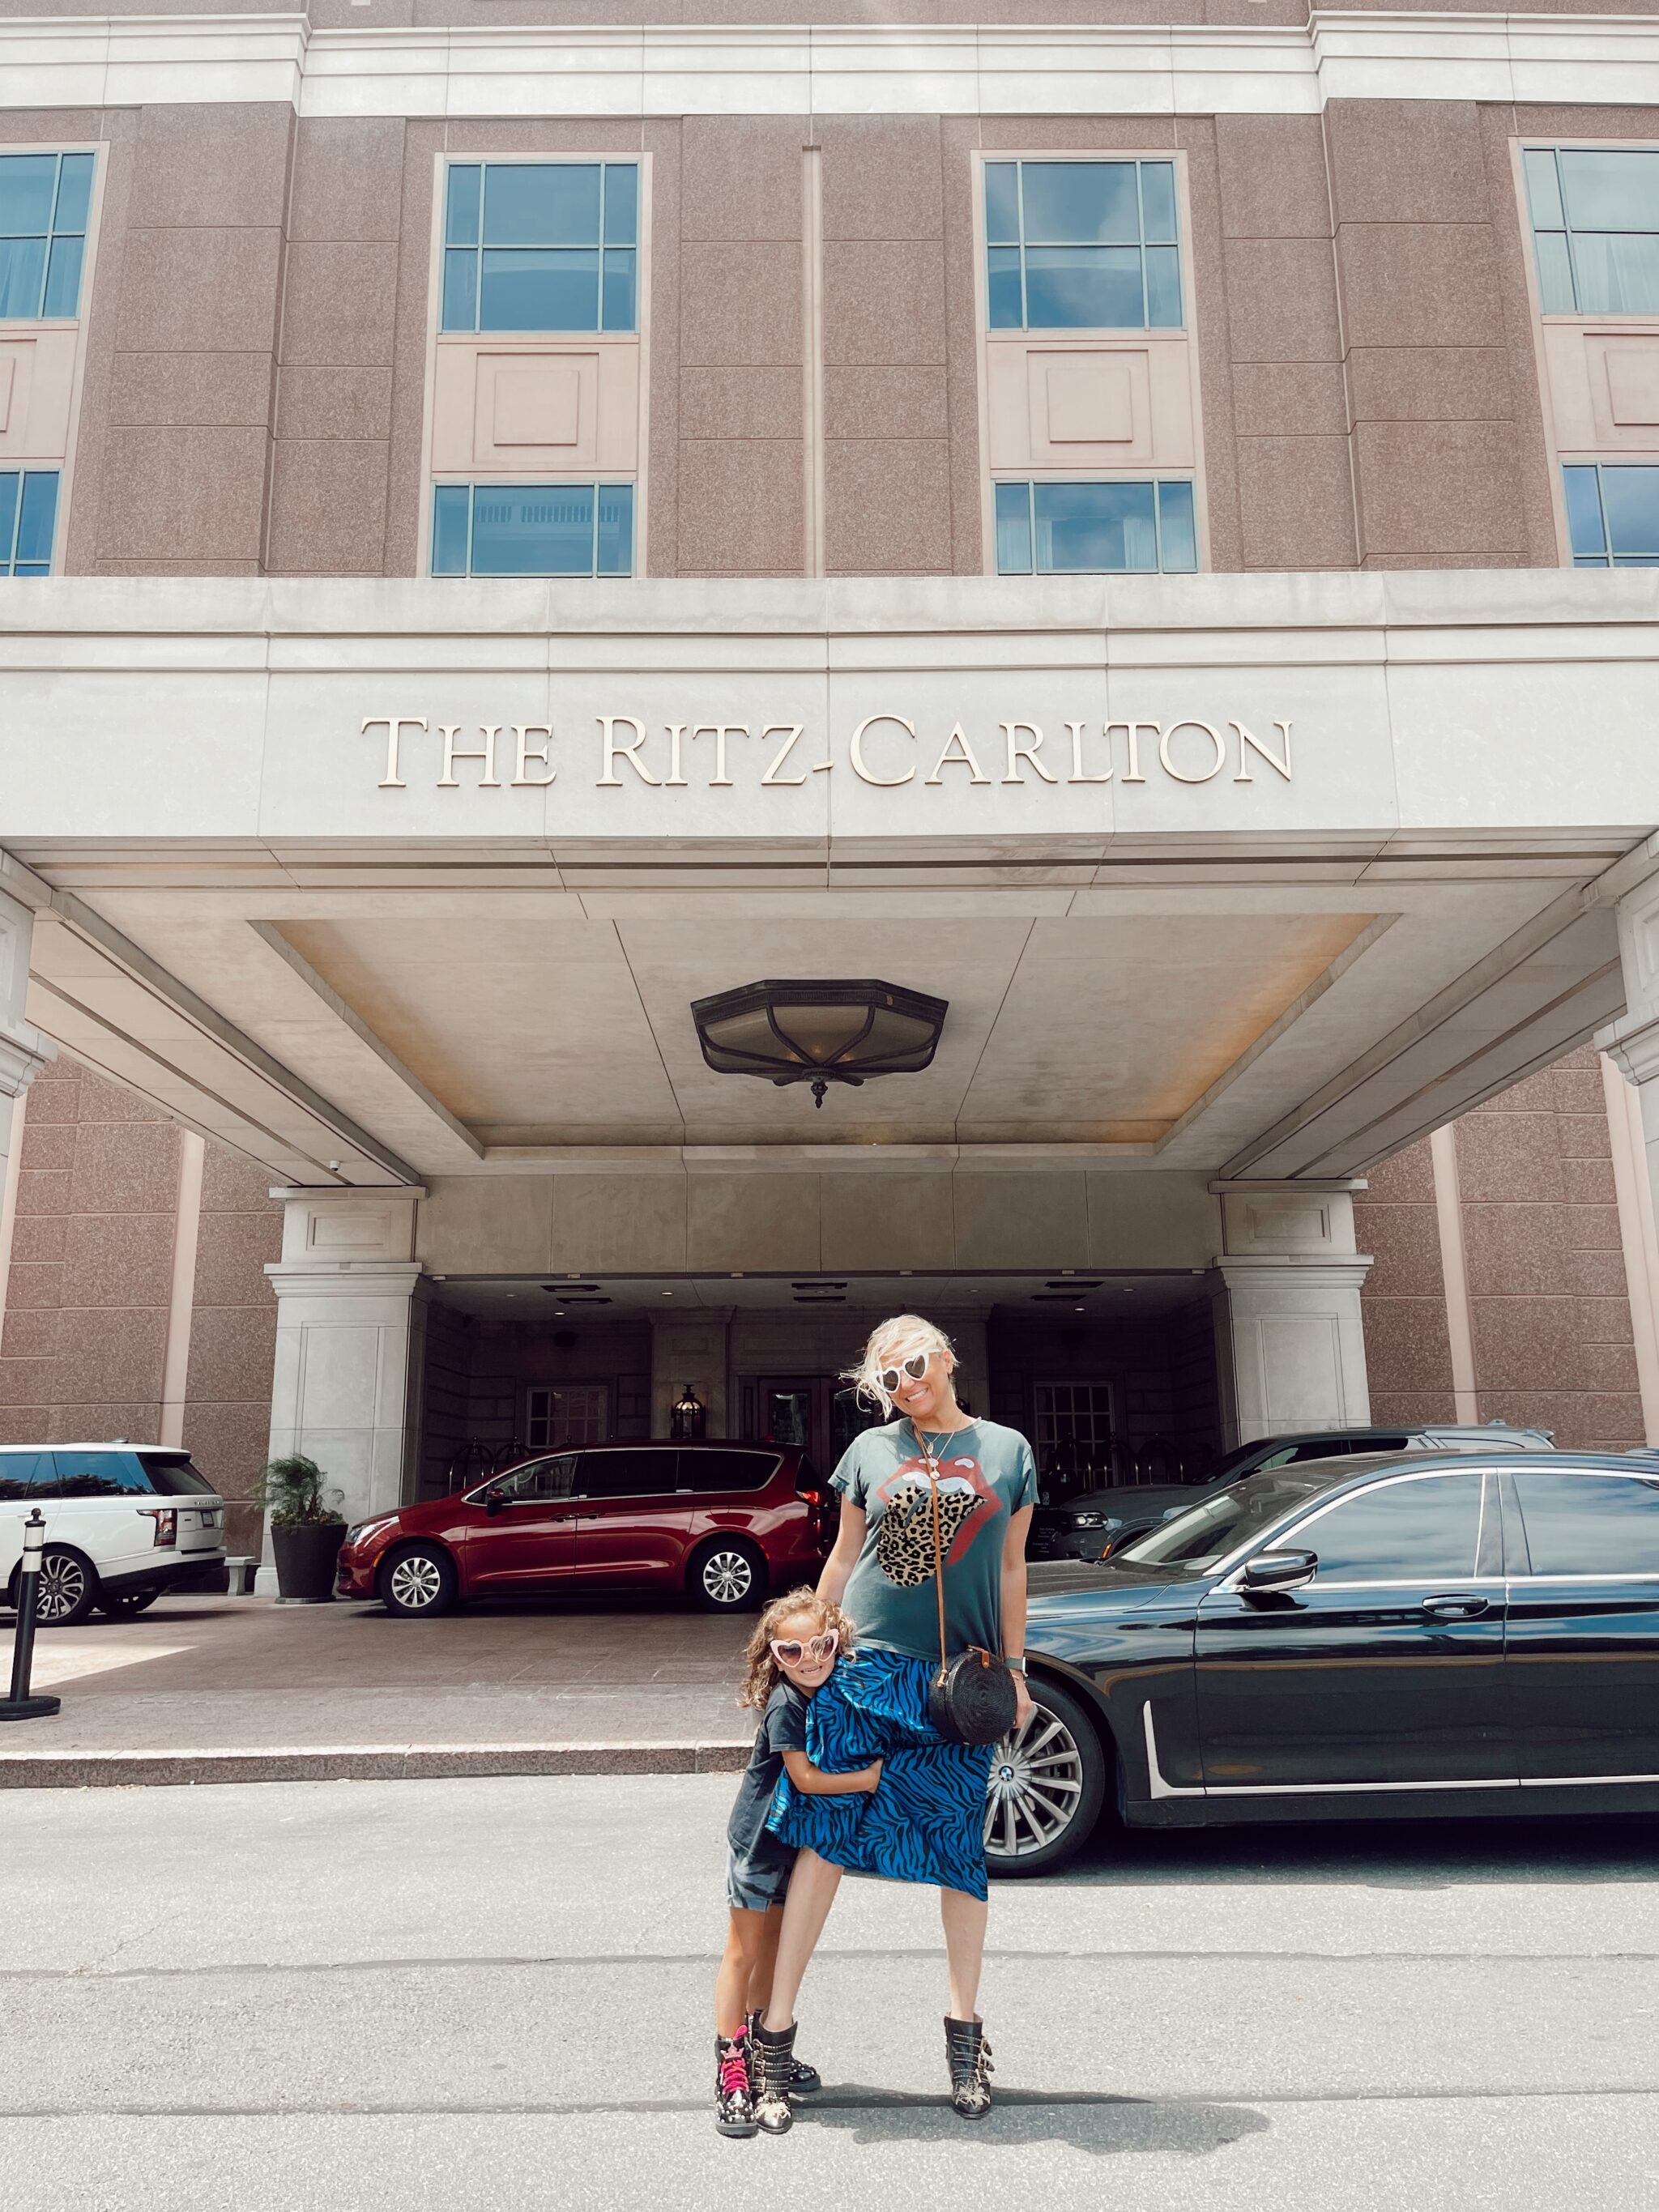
[{"x1": 0, "y1": 1594, "x2": 754, "y2": 1788}]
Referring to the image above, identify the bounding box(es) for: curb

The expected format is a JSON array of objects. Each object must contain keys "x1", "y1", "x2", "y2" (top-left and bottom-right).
[{"x1": 0, "y1": 1741, "x2": 753, "y2": 1789}]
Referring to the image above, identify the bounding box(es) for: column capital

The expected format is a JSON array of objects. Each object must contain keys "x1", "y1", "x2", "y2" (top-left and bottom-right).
[
  {"x1": 1212, "y1": 1254, "x2": 1375, "y2": 1295},
  {"x1": 0, "y1": 1018, "x2": 55, "y2": 1101},
  {"x1": 1597, "y1": 1008, "x2": 1659, "y2": 1093},
  {"x1": 265, "y1": 1259, "x2": 427, "y2": 1302}
]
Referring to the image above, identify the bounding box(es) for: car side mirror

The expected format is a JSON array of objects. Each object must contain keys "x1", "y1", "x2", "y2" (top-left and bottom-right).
[
  {"x1": 1240, "y1": 1549, "x2": 1317, "y2": 1592},
  {"x1": 483, "y1": 1487, "x2": 507, "y2": 1517}
]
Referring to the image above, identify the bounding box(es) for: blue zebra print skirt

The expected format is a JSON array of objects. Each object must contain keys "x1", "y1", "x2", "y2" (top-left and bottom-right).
[{"x1": 764, "y1": 1649, "x2": 993, "y2": 1902}]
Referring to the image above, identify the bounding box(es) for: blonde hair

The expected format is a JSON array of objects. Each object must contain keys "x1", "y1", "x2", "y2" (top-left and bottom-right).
[
  {"x1": 737, "y1": 1586, "x2": 856, "y2": 1711},
  {"x1": 841, "y1": 1313, "x2": 957, "y2": 1418}
]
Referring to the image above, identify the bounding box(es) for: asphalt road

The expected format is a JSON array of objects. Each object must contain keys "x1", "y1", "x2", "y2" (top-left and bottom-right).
[{"x1": 4, "y1": 1777, "x2": 1659, "y2": 2210}]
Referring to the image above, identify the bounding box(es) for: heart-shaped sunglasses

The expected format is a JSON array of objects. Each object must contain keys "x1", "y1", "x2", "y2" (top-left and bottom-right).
[{"x1": 770, "y1": 1628, "x2": 840, "y2": 1668}]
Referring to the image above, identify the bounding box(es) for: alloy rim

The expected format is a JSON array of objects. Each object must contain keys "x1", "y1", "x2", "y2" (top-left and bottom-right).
[
  {"x1": 388, "y1": 1554, "x2": 444, "y2": 1609},
  {"x1": 37, "y1": 1554, "x2": 87, "y2": 1623},
  {"x1": 983, "y1": 1706, "x2": 1085, "y2": 1858},
  {"x1": 702, "y1": 1549, "x2": 753, "y2": 1605}
]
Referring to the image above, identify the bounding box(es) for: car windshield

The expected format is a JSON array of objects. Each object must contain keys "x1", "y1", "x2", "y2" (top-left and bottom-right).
[{"x1": 1118, "y1": 1467, "x2": 1340, "y2": 1571}]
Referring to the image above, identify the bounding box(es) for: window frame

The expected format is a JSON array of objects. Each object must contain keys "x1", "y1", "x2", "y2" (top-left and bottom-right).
[
  {"x1": 438, "y1": 156, "x2": 642, "y2": 339},
  {"x1": 992, "y1": 475, "x2": 1200, "y2": 576},
  {"x1": 1508, "y1": 1466, "x2": 1659, "y2": 1580},
  {"x1": 430, "y1": 479, "x2": 637, "y2": 580},
  {"x1": 523, "y1": 1382, "x2": 610, "y2": 1452},
  {"x1": 980, "y1": 156, "x2": 1186, "y2": 337},
  {"x1": 1522, "y1": 143, "x2": 1659, "y2": 321},
  {"x1": 1217, "y1": 1467, "x2": 1501, "y2": 1589},
  {"x1": 0, "y1": 148, "x2": 96, "y2": 325},
  {"x1": 0, "y1": 467, "x2": 62, "y2": 577}
]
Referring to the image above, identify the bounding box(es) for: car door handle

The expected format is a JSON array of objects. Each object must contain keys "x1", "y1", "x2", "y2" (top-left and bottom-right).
[{"x1": 1421, "y1": 1592, "x2": 1490, "y2": 1618}]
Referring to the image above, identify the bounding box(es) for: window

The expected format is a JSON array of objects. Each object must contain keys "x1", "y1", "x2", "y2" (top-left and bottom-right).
[
  {"x1": 524, "y1": 1385, "x2": 608, "y2": 1451},
  {"x1": 995, "y1": 479, "x2": 1196, "y2": 574},
  {"x1": 0, "y1": 470, "x2": 58, "y2": 577},
  {"x1": 49, "y1": 1450, "x2": 159, "y2": 1498},
  {"x1": 1525, "y1": 147, "x2": 1659, "y2": 316},
  {"x1": 140, "y1": 1454, "x2": 218, "y2": 1498},
  {"x1": 432, "y1": 482, "x2": 633, "y2": 578},
  {"x1": 1512, "y1": 1472, "x2": 1659, "y2": 1575},
  {"x1": 442, "y1": 161, "x2": 638, "y2": 335},
  {"x1": 0, "y1": 1451, "x2": 48, "y2": 1501},
  {"x1": 490, "y1": 1455, "x2": 578, "y2": 1502},
  {"x1": 0, "y1": 151, "x2": 93, "y2": 321},
  {"x1": 575, "y1": 1448, "x2": 680, "y2": 1499},
  {"x1": 985, "y1": 159, "x2": 1181, "y2": 330},
  {"x1": 1294, "y1": 1473, "x2": 1484, "y2": 1583},
  {"x1": 1563, "y1": 464, "x2": 1659, "y2": 567},
  {"x1": 1033, "y1": 1382, "x2": 1115, "y2": 1482},
  {"x1": 680, "y1": 1449, "x2": 778, "y2": 1495}
]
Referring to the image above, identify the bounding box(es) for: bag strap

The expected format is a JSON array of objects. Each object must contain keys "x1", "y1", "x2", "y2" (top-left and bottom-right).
[{"x1": 914, "y1": 1424, "x2": 949, "y2": 1673}]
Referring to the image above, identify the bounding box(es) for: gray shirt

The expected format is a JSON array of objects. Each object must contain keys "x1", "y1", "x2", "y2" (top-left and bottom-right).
[{"x1": 831, "y1": 1419, "x2": 1038, "y2": 1664}]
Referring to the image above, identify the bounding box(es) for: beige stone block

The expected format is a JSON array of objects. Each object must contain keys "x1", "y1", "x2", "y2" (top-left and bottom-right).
[
  {"x1": 129, "y1": 103, "x2": 293, "y2": 232},
  {"x1": 1225, "y1": 236, "x2": 1341, "y2": 364},
  {"x1": 192, "y1": 1207, "x2": 282, "y2": 1308},
  {"x1": 116, "y1": 228, "x2": 282, "y2": 356},
  {"x1": 185, "y1": 1304, "x2": 277, "y2": 1404},
  {"x1": 280, "y1": 241, "x2": 399, "y2": 369},
  {"x1": 60, "y1": 1212, "x2": 178, "y2": 1311},
  {"x1": 953, "y1": 1174, "x2": 1090, "y2": 1272},
  {"x1": 431, "y1": 339, "x2": 641, "y2": 475},
  {"x1": 1231, "y1": 361, "x2": 1349, "y2": 440},
  {"x1": 1349, "y1": 347, "x2": 1515, "y2": 424},
  {"x1": 679, "y1": 441, "x2": 804, "y2": 571},
  {"x1": 681, "y1": 117, "x2": 804, "y2": 244},
  {"x1": 97, "y1": 424, "x2": 269, "y2": 563},
  {"x1": 984, "y1": 335, "x2": 1195, "y2": 472},
  {"x1": 820, "y1": 117, "x2": 943, "y2": 245},
  {"x1": 822, "y1": 366, "x2": 946, "y2": 442},
  {"x1": 554, "y1": 1176, "x2": 688, "y2": 1272},
  {"x1": 1354, "y1": 420, "x2": 1525, "y2": 558},
  {"x1": 821, "y1": 1175, "x2": 954, "y2": 1272},
  {"x1": 418, "y1": 1177, "x2": 555, "y2": 1274},
  {"x1": 680, "y1": 367, "x2": 801, "y2": 441},
  {"x1": 1336, "y1": 225, "x2": 1504, "y2": 354},
  {"x1": 0, "y1": 331, "x2": 79, "y2": 466},
  {"x1": 823, "y1": 240, "x2": 945, "y2": 367},
  {"x1": 1326, "y1": 99, "x2": 1490, "y2": 228},
  {"x1": 680, "y1": 241, "x2": 801, "y2": 367},
  {"x1": 109, "y1": 353, "x2": 274, "y2": 430},
  {"x1": 268, "y1": 440, "x2": 389, "y2": 573},
  {"x1": 1235, "y1": 435, "x2": 1358, "y2": 568},
  {"x1": 824, "y1": 438, "x2": 950, "y2": 575},
  {"x1": 688, "y1": 1174, "x2": 820, "y2": 1272},
  {"x1": 1215, "y1": 113, "x2": 1333, "y2": 241},
  {"x1": 276, "y1": 366, "x2": 393, "y2": 443},
  {"x1": 289, "y1": 117, "x2": 407, "y2": 243}
]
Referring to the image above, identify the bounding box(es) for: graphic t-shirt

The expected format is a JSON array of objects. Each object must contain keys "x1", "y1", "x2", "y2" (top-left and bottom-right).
[
  {"x1": 727, "y1": 1680, "x2": 811, "y2": 1860},
  {"x1": 831, "y1": 1420, "x2": 1038, "y2": 1663}
]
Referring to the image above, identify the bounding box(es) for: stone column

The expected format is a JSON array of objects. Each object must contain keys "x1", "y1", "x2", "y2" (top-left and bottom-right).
[
  {"x1": 1208, "y1": 1183, "x2": 1374, "y2": 1448},
  {"x1": 0, "y1": 885, "x2": 54, "y2": 1205},
  {"x1": 650, "y1": 1307, "x2": 732, "y2": 1438},
  {"x1": 258, "y1": 1187, "x2": 427, "y2": 1593}
]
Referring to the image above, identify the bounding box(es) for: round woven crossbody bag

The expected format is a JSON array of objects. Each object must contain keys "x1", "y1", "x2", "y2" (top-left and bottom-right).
[{"x1": 914, "y1": 1428, "x2": 1018, "y2": 1747}]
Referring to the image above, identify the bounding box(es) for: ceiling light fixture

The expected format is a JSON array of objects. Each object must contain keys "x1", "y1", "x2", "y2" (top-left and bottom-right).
[{"x1": 690, "y1": 977, "x2": 948, "y2": 1110}]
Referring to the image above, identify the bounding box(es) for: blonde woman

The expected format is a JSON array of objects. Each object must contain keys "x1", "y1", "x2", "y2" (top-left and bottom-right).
[{"x1": 751, "y1": 1316, "x2": 1036, "y2": 2130}]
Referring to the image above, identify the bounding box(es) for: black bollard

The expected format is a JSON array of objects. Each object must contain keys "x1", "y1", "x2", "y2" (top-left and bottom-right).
[{"x1": 2, "y1": 1508, "x2": 62, "y2": 1722}]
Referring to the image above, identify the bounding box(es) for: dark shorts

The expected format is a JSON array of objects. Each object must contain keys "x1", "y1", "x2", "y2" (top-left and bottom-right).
[{"x1": 726, "y1": 1832, "x2": 795, "y2": 1913}]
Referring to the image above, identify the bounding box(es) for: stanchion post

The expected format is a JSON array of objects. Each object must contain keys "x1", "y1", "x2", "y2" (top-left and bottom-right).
[{"x1": 2, "y1": 1507, "x2": 61, "y2": 1722}]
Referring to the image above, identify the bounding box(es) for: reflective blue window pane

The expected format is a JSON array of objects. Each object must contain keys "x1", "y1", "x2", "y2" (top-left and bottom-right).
[
  {"x1": 479, "y1": 248, "x2": 599, "y2": 331},
  {"x1": 596, "y1": 484, "x2": 633, "y2": 575},
  {"x1": 470, "y1": 484, "x2": 596, "y2": 576},
  {"x1": 987, "y1": 245, "x2": 1022, "y2": 330},
  {"x1": 1025, "y1": 244, "x2": 1142, "y2": 328},
  {"x1": 1523, "y1": 148, "x2": 1564, "y2": 232},
  {"x1": 446, "y1": 164, "x2": 482, "y2": 247},
  {"x1": 13, "y1": 563, "x2": 46, "y2": 578},
  {"x1": 15, "y1": 471, "x2": 57, "y2": 565},
  {"x1": 1157, "y1": 479, "x2": 1197, "y2": 571},
  {"x1": 53, "y1": 153, "x2": 93, "y2": 234},
  {"x1": 441, "y1": 247, "x2": 478, "y2": 332},
  {"x1": 1568, "y1": 232, "x2": 1659, "y2": 316},
  {"x1": 1563, "y1": 467, "x2": 1606, "y2": 557},
  {"x1": 1533, "y1": 229, "x2": 1576, "y2": 313},
  {"x1": 484, "y1": 164, "x2": 601, "y2": 247},
  {"x1": 994, "y1": 483, "x2": 1033, "y2": 574},
  {"x1": 1139, "y1": 161, "x2": 1177, "y2": 245},
  {"x1": 43, "y1": 235, "x2": 82, "y2": 318},
  {"x1": 0, "y1": 474, "x2": 18, "y2": 565},
  {"x1": 603, "y1": 164, "x2": 638, "y2": 246},
  {"x1": 1033, "y1": 480, "x2": 1158, "y2": 573},
  {"x1": 431, "y1": 484, "x2": 470, "y2": 576},
  {"x1": 601, "y1": 248, "x2": 636, "y2": 332},
  {"x1": 1021, "y1": 161, "x2": 1137, "y2": 243},
  {"x1": 1145, "y1": 245, "x2": 1182, "y2": 328},
  {"x1": 984, "y1": 163, "x2": 1020, "y2": 245},
  {"x1": 0, "y1": 155, "x2": 58, "y2": 235},
  {"x1": 0, "y1": 237, "x2": 45, "y2": 318},
  {"x1": 1573, "y1": 553, "x2": 1608, "y2": 569},
  {"x1": 1600, "y1": 465, "x2": 1659, "y2": 557},
  {"x1": 1559, "y1": 149, "x2": 1659, "y2": 235}
]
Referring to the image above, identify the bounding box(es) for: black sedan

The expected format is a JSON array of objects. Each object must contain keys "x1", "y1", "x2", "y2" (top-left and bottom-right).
[{"x1": 985, "y1": 1449, "x2": 1659, "y2": 1876}]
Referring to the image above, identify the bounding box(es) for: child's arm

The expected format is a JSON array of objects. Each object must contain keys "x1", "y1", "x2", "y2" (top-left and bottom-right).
[{"x1": 782, "y1": 1749, "x2": 882, "y2": 1796}]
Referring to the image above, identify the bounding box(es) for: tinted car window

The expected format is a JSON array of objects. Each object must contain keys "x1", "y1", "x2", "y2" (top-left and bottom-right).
[
  {"x1": 577, "y1": 1449, "x2": 680, "y2": 1499},
  {"x1": 0, "y1": 1451, "x2": 49, "y2": 1500},
  {"x1": 491, "y1": 1455, "x2": 578, "y2": 1502},
  {"x1": 1513, "y1": 1472, "x2": 1659, "y2": 1575},
  {"x1": 1295, "y1": 1473, "x2": 1483, "y2": 1581},
  {"x1": 1124, "y1": 1470, "x2": 1338, "y2": 1568},
  {"x1": 51, "y1": 1450, "x2": 156, "y2": 1498},
  {"x1": 141, "y1": 1453, "x2": 217, "y2": 1498},
  {"x1": 680, "y1": 1450, "x2": 778, "y2": 1495}
]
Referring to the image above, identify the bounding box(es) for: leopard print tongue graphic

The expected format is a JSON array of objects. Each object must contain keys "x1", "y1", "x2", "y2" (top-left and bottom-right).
[{"x1": 876, "y1": 1479, "x2": 980, "y2": 1588}]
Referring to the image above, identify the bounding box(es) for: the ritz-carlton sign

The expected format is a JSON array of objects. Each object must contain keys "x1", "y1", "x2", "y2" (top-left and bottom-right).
[{"x1": 365, "y1": 713, "x2": 1294, "y2": 791}]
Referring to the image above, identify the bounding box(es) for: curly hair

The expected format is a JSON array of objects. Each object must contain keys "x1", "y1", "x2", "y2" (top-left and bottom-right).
[{"x1": 736, "y1": 1586, "x2": 857, "y2": 1711}]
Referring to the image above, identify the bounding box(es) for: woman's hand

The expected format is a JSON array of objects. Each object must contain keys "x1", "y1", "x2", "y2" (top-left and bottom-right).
[
  {"x1": 859, "y1": 1758, "x2": 884, "y2": 1793},
  {"x1": 1011, "y1": 1674, "x2": 1034, "y2": 1730}
]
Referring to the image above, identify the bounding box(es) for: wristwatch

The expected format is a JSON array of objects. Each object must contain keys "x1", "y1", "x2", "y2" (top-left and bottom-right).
[{"x1": 1004, "y1": 1656, "x2": 1027, "y2": 1675}]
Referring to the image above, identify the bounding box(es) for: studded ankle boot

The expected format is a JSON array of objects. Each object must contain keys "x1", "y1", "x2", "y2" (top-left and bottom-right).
[
  {"x1": 714, "y1": 2029, "x2": 757, "y2": 2138},
  {"x1": 750, "y1": 2020, "x2": 798, "y2": 2135},
  {"x1": 748, "y1": 2009, "x2": 821, "y2": 2095},
  {"x1": 944, "y1": 2015, "x2": 993, "y2": 2120}
]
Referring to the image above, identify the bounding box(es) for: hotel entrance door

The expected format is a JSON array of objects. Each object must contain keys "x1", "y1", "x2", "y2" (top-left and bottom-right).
[{"x1": 745, "y1": 1375, "x2": 881, "y2": 1478}]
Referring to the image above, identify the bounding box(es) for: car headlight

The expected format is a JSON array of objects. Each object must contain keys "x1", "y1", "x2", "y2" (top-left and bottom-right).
[
  {"x1": 1069, "y1": 1511, "x2": 1107, "y2": 1528},
  {"x1": 345, "y1": 1516, "x2": 399, "y2": 1550}
]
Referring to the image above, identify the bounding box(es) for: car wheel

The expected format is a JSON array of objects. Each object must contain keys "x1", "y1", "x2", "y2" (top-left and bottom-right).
[
  {"x1": 983, "y1": 1675, "x2": 1108, "y2": 1878},
  {"x1": 378, "y1": 1542, "x2": 458, "y2": 1618},
  {"x1": 689, "y1": 1538, "x2": 766, "y2": 1612},
  {"x1": 97, "y1": 1589, "x2": 161, "y2": 1620},
  {"x1": 35, "y1": 1547, "x2": 99, "y2": 1628}
]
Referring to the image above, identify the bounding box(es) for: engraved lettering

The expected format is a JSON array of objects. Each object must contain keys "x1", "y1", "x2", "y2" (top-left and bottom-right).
[
  {"x1": 692, "y1": 724, "x2": 750, "y2": 786},
  {"x1": 438, "y1": 723, "x2": 501, "y2": 788},
  {"x1": 761, "y1": 724, "x2": 808, "y2": 786},
  {"x1": 849, "y1": 714, "x2": 915, "y2": 787},
  {"x1": 365, "y1": 714, "x2": 425, "y2": 790},
  {"x1": 511, "y1": 723, "x2": 554, "y2": 787},
  {"x1": 926, "y1": 723, "x2": 991, "y2": 786},
  {"x1": 1158, "y1": 719, "x2": 1226, "y2": 785},
  {"x1": 597, "y1": 715, "x2": 660, "y2": 787},
  {"x1": 1000, "y1": 721, "x2": 1057, "y2": 786},
  {"x1": 664, "y1": 722, "x2": 688, "y2": 787},
  {"x1": 1232, "y1": 718, "x2": 1293, "y2": 782},
  {"x1": 1067, "y1": 720, "x2": 1111, "y2": 784}
]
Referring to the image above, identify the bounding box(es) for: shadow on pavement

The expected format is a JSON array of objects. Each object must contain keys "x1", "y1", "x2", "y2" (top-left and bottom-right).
[{"x1": 796, "y1": 2089, "x2": 1270, "y2": 2156}]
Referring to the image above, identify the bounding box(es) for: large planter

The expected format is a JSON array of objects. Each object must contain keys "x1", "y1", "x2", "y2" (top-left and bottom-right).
[{"x1": 271, "y1": 1520, "x2": 347, "y2": 1603}]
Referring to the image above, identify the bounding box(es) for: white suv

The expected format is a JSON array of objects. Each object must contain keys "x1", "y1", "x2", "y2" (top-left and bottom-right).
[{"x1": 0, "y1": 1444, "x2": 228, "y2": 1625}]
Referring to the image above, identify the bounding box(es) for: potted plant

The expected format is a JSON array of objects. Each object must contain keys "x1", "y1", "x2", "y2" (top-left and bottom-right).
[{"x1": 258, "y1": 1455, "x2": 347, "y2": 1603}]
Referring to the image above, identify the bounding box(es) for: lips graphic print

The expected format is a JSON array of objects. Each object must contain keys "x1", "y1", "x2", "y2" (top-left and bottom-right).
[{"x1": 872, "y1": 1450, "x2": 999, "y2": 1589}]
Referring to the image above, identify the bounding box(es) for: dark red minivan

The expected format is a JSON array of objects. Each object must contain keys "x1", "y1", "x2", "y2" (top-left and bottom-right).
[{"x1": 335, "y1": 1440, "x2": 834, "y2": 1617}]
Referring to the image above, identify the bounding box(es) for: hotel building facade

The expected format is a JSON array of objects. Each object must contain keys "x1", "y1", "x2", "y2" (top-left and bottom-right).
[{"x1": 3, "y1": 1, "x2": 1659, "y2": 1571}]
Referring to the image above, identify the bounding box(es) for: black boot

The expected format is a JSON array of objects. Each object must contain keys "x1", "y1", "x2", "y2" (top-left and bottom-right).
[
  {"x1": 714, "y1": 2030, "x2": 757, "y2": 2138},
  {"x1": 748, "y1": 2008, "x2": 821, "y2": 2095},
  {"x1": 751, "y1": 2020, "x2": 797, "y2": 2135},
  {"x1": 944, "y1": 2015, "x2": 993, "y2": 2120}
]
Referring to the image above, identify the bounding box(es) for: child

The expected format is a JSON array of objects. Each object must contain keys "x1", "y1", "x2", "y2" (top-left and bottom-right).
[{"x1": 715, "y1": 1586, "x2": 881, "y2": 2137}]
